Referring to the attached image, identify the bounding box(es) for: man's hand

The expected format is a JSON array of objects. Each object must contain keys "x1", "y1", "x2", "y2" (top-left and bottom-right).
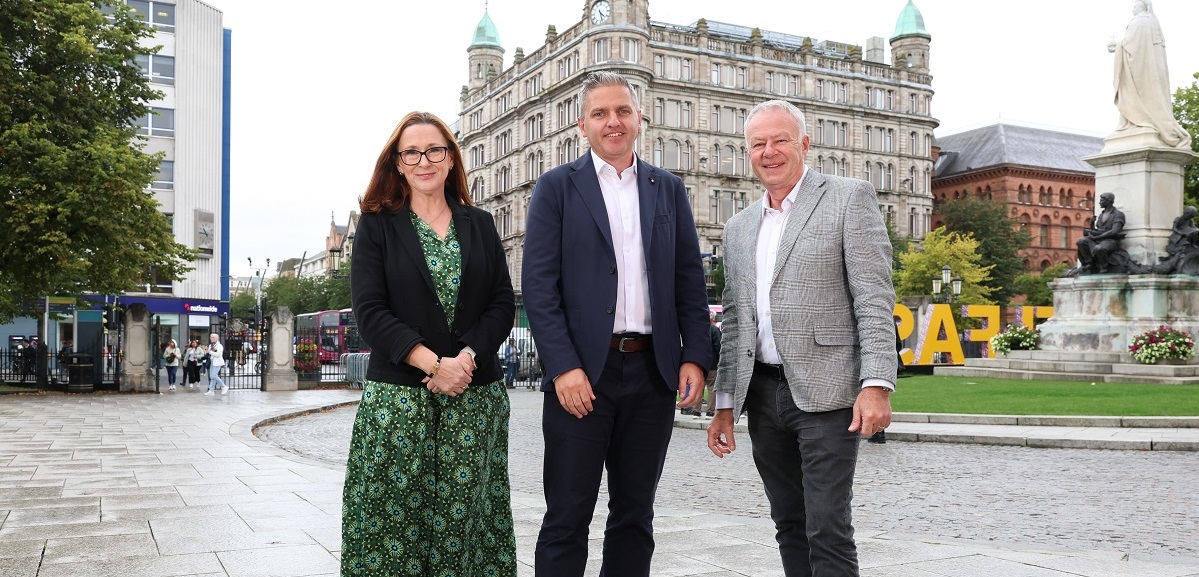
[
  {"x1": 848, "y1": 386, "x2": 892, "y2": 437},
  {"x1": 554, "y1": 368, "x2": 595, "y2": 418},
  {"x1": 676, "y1": 362, "x2": 705, "y2": 408},
  {"x1": 706, "y1": 408, "x2": 737, "y2": 458}
]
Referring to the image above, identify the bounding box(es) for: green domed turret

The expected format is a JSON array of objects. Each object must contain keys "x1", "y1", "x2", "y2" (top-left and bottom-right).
[
  {"x1": 471, "y1": 10, "x2": 502, "y2": 49},
  {"x1": 891, "y1": 0, "x2": 930, "y2": 42}
]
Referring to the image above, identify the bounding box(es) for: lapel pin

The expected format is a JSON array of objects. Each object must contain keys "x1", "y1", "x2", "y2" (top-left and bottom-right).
[{"x1": 649, "y1": 177, "x2": 656, "y2": 184}]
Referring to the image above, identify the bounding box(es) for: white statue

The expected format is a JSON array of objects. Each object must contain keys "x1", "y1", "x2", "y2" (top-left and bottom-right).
[{"x1": 1108, "y1": 0, "x2": 1190, "y2": 148}]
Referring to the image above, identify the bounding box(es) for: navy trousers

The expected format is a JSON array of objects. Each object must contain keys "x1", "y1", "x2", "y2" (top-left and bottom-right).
[{"x1": 535, "y1": 346, "x2": 676, "y2": 577}]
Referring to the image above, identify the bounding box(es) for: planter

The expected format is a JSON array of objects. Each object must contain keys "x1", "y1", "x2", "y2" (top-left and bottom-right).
[{"x1": 1152, "y1": 357, "x2": 1191, "y2": 365}]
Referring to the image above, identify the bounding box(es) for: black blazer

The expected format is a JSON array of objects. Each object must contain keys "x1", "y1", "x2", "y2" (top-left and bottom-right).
[{"x1": 351, "y1": 198, "x2": 516, "y2": 387}]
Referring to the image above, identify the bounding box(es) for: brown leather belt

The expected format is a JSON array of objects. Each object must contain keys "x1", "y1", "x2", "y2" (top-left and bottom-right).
[{"x1": 610, "y1": 333, "x2": 652, "y2": 353}]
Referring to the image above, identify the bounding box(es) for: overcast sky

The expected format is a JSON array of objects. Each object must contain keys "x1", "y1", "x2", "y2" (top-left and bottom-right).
[{"x1": 210, "y1": 0, "x2": 1199, "y2": 278}]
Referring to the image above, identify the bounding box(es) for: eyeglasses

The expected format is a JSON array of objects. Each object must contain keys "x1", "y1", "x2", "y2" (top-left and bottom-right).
[{"x1": 394, "y1": 146, "x2": 449, "y2": 166}]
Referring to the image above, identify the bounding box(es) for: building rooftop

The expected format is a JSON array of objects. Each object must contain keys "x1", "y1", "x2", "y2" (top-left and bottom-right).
[
  {"x1": 934, "y1": 123, "x2": 1104, "y2": 178},
  {"x1": 659, "y1": 20, "x2": 853, "y2": 57}
]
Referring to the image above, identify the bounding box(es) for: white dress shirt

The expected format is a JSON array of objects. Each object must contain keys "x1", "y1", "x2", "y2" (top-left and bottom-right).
[
  {"x1": 592, "y1": 150, "x2": 652, "y2": 335},
  {"x1": 716, "y1": 168, "x2": 891, "y2": 410}
]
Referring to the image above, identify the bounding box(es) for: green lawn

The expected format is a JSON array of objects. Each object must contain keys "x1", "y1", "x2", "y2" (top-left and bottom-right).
[{"x1": 891, "y1": 375, "x2": 1199, "y2": 416}]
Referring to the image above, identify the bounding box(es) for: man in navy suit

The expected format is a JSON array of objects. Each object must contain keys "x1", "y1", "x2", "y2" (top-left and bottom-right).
[{"x1": 523, "y1": 71, "x2": 712, "y2": 577}]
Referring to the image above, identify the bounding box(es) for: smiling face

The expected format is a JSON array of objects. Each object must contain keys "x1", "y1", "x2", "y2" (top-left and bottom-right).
[
  {"x1": 746, "y1": 107, "x2": 810, "y2": 197},
  {"x1": 578, "y1": 84, "x2": 642, "y2": 171},
  {"x1": 395, "y1": 123, "x2": 453, "y2": 198}
]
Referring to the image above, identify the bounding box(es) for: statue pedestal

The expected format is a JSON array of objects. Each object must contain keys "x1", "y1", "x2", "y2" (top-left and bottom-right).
[
  {"x1": 1084, "y1": 143, "x2": 1197, "y2": 266},
  {"x1": 1038, "y1": 275, "x2": 1199, "y2": 353}
]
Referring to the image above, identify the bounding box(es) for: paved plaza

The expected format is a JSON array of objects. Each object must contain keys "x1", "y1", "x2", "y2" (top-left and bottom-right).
[{"x1": 1, "y1": 388, "x2": 1198, "y2": 576}]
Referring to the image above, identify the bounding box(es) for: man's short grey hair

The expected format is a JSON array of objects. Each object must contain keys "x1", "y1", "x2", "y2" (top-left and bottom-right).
[
  {"x1": 579, "y1": 71, "x2": 640, "y2": 112},
  {"x1": 744, "y1": 100, "x2": 808, "y2": 143}
]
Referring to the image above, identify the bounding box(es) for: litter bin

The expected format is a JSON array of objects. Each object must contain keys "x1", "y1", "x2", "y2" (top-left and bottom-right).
[{"x1": 67, "y1": 354, "x2": 95, "y2": 394}]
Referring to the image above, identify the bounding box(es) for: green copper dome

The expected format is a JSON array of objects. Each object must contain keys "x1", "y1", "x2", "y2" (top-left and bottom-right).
[
  {"x1": 891, "y1": 0, "x2": 930, "y2": 41},
  {"x1": 470, "y1": 10, "x2": 502, "y2": 49}
]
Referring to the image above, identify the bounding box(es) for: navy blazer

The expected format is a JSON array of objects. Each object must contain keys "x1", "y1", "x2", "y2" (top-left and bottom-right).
[
  {"x1": 351, "y1": 199, "x2": 516, "y2": 387},
  {"x1": 522, "y1": 152, "x2": 712, "y2": 391}
]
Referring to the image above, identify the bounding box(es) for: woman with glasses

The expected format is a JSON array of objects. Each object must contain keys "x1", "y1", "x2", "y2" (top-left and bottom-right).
[{"x1": 341, "y1": 111, "x2": 517, "y2": 576}]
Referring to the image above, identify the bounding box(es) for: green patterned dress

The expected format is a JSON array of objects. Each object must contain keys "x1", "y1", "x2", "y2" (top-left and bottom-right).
[{"x1": 341, "y1": 214, "x2": 516, "y2": 576}]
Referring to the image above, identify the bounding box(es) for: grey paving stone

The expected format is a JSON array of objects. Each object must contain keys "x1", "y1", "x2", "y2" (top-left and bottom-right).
[
  {"x1": 0, "y1": 519, "x2": 150, "y2": 541},
  {"x1": 0, "y1": 556, "x2": 42, "y2": 577},
  {"x1": 3, "y1": 504, "x2": 99, "y2": 526},
  {"x1": 0, "y1": 539, "x2": 44, "y2": 560},
  {"x1": 217, "y1": 544, "x2": 338, "y2": 577},
  {"x1": 102, "y1": 503, "x2": 232, "y2": 523},
  {"x1": 34, "y1": 552, "x2": 224, "y2": 577},
  {"x1": 42, "y1": 532, "x2": 160, "y2": 564}
]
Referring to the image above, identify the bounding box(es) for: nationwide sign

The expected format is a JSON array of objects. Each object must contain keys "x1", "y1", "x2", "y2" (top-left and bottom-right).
[{"x1": 184, "y1": 303, "x2": 219, "y2": 314}]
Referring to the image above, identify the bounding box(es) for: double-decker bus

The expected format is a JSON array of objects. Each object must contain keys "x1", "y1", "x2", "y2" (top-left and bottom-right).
[{"x1": 296, "y1": 309, "x2": 369, "y2": 363}]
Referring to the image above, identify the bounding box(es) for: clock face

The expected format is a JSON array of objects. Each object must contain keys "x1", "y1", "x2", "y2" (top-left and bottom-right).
[
  {"x1": 590, "y1": 0, "x2": 610, "y2": 24},
  {"x1": 198, "y1": 222, "x2": 214, "y2": 249}
]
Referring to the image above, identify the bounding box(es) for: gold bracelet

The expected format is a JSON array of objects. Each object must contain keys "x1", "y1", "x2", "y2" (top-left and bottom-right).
[{"x1": 427, "y1": 357, "x2": 441, "y2": 378}]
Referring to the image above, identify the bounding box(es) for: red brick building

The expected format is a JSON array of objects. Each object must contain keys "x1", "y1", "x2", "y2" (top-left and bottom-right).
[{"x1": 931, "y1": 123, "x2": 1103, "y2": 271}]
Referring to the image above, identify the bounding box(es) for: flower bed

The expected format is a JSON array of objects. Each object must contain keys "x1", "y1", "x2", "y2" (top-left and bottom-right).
[
  {"x1": 1129, "y1": 325, "x2": 1195, "y2": 364},
  {"x1": 990, "y1": 324, "x2": 1040, "y2": 355}
]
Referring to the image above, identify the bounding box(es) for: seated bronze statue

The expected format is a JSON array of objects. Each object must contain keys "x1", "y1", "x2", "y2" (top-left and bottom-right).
[{"x1": 1068, "y1": 192, "x2": 1142, "y2": 275}]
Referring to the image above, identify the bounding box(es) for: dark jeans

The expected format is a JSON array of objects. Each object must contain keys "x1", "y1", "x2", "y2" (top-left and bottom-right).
[
  {"x1": 746, "y1": 365, "x2": 861, "y2": 577},
  {"x1": 505, "y1": 361, "x2": 518, "y2": 386},
  {"x1": 535, "y1": 347, "x2": 675, "y2": 577},
  {"x1": 166, "y1": 365, "x2": 178, "y2": 385}
]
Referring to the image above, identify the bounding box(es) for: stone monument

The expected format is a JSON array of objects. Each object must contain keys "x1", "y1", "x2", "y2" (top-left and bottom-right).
[
  {"x1": 1035, "y1": 0, "x2": 1199, "y2": 355},
  {"x1": 263, "y1": 306, "x2": 298, "y2": 391}
]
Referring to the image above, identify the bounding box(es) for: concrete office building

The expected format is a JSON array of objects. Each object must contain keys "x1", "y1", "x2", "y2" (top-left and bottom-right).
[
  {"x1": 1, "y1": 0, "x2": 231, "y2": 357},
  {"x1": 459, "y1": 0, "x2": 938, "y2": 298}
]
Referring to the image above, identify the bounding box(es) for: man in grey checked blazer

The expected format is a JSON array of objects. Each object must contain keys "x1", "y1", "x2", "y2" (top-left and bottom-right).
[{"x1": 706, "y1": 99, "x2": 897, "y2": 577}]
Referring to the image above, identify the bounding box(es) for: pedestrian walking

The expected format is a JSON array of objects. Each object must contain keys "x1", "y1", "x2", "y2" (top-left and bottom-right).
[
  {"x1": 163, "y1": 339, "x2": 180, "y2": 391},
  {"x1": 502, "y1": 337, "x2": 520, "y2": 388},
  {"x1": 184, "y1": 339, "x2": 204, "y2": 389},
  {"x1": 342, "y1": 110, "x2": 518, "y2": 576},
  {"x1": 204, "y1": 334, "x2": 226, "y2": 395}
]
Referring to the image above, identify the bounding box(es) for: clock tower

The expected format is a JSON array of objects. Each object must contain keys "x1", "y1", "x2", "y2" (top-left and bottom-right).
[{"x1": 583, "y1": 0, "x2": 649, "y2": 29}]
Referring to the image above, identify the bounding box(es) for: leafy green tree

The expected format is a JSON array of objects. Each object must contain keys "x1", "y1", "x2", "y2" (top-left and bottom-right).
[
  {"x1": 885, "y1": 220, "x2": 911, "y2": 271},
  {"x1": 895, "y1": 227, "x2": 995, "y2": 307},
  {"x1": 324, "y1": 266, "x2": 351, "y2": 311},
  {"x1": 0, "y1": 0, "x2": 195, "y2": 322},
  {"x1": 711, "y1": 259, "x2": 725, "y2": 304},
  {"x1": 1174, "y1": 72, "x2": 1199, "y2": 209},
  {"x1": 934, "y1": 197, "x2": 1031, "y2": 304},
  {"x1": 1010, "y1": 263, "x2": 1068, "y2": 307},
  {"x1": 229, "y1": 291, "x2": 256, "y2": 322}
]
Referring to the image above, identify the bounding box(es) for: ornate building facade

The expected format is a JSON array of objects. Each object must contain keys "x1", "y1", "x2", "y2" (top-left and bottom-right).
[
  {"x1": 459, "y1": 0, "x2": 939, "y2": 295},
  {"x1": 932, "y1": 123, "x2": 1103, "y2": 271}
]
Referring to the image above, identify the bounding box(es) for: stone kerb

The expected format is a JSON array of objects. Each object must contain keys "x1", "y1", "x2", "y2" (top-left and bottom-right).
[{"x1": 263, "y1": 306, "x2": 298, "y2": 391}]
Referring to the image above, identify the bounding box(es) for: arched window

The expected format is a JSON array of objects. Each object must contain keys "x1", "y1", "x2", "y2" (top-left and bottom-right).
[
  {"x1": 722, "y1": 144, "x2": 737, "y2": 175},
  {"x1": 1060, "y1": 216, "x2": 1072, "y2": 248},
  {"x1": 985, "y1": 185, "x2": 993, "y2": 200},
  {"x1": 653, "y1": 138, "x2": 664, "y2": 166},
  {"x1": 682, "y1": 140, "x2": 692, "y2": 170},
  {"x1": 1066, "y1": 189, "x2": 1074, "y2": 208},
  {"x1": 1038, "y1": 186, "x2": 1048, "y2": 205},
  {"x1": 1019, "y1": 214, "x2": 1031, "y2": 233},
  {"x1": 1040, "y1": 259, "x2": 1051, "y2": 271},
  {"x1": 665, "y1": 139, "x2": 682, "y2": 169},
  {"x1": 1039, "y1": 215, "x2": 1051, "y2": 246},
  {"x1": 738, "y1": 146, "x2": 747, "y2": 176},
  {"x1": 863, "y1": 162, "x2": 871, "y2": 184},
  {"x1": 470, "y1": 176, "x2": 485, "y2": 202}
]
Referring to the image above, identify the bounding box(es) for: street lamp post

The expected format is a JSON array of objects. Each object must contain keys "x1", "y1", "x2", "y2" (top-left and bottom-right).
[{"x1": 931, "y1": 265, "x2": 963, "y2": 363}]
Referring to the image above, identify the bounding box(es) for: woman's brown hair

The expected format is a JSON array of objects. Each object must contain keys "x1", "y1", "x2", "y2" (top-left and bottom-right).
[{"x1": 359, "y1": 111, "x2": 472, "y2": 213}]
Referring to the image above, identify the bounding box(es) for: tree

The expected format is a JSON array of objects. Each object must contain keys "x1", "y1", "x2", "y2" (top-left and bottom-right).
[
  {"x1": 1174, "y1": 72, "x2": 1199, "y2": 209},
  {"x1": 229, "y1": 291, "x2": 256, "y2": 322},
  {"x1": 934, "y1": 197, "x2": 1032, "y2": 304},
  {"x1": 0, "y1": 0, "x2": 194, "y2": 322},
  {"x1": 895, "y1": 227, "x2": 995, "y2": 308},
  {"x1": 885, "y1": 220, "x2": 911, "y2": 272},
  {"x1": 711, "y1": 258, "x2": 725, "y2": 303},
  {"x1": 1010, "y1": 263, "x2": 1068, "y2": 307}
]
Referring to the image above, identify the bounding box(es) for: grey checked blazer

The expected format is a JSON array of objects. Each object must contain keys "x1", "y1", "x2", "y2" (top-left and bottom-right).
[{"x1": 714, "y1": 170, "x2": 897, "y2": 419}]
